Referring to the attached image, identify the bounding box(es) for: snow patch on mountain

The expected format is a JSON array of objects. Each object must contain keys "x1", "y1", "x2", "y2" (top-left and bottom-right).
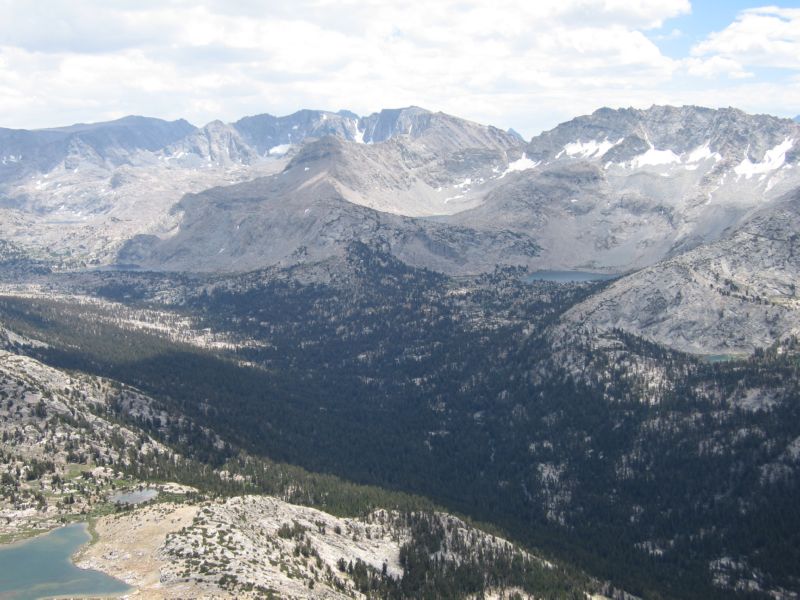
[
  {"x1": 630, "y1": 147, "x2": 681, "y2": 168},
  {"x1": 686, "y1": 143, "x2": 721, "y2": 164},
  {"x1": 354, "y1": 125, "x2": 366, "y2": 144},
  {"x1": 267, "y1": 143, "x2": 292, "y2": 156},
  {"x1": 501, "y1": 154, "x2": 539, "y2": 177},
  {"x1": 560, "y1": 138, "x2": 620, "y2": 159},
  {"x1": 734, "y1": 138, "x2": 794, "y2": 178}
]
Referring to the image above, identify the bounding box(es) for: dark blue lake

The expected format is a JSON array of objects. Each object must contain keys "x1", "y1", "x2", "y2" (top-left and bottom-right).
[{"x1": 0, "y1": 523, "x2": 131, "y2": 600}]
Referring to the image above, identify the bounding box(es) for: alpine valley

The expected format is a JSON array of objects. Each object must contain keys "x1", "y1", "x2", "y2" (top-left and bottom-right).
[{"x1": 2, "y1": 104, "x2": 800, "y2": 599}]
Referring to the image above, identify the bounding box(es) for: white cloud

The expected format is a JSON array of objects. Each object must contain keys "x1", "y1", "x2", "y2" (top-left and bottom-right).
[
  {"x1": 690, "y1": 6, "x2": 800, "y2": 73},
  {"x1": 0, "y1": 1, "x2": 795, "y2": 138},
  {"x1": 685, "y1": 56, "x2": 752, "y2": 79},
  {"x1": 552, "y1": 0, "x2": 690, "y2": 29}
]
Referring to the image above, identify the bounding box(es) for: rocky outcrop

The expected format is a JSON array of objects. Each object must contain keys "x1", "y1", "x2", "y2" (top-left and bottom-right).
[{"x1": 564, "y1": 189, "x2": 800, "y2": 354}]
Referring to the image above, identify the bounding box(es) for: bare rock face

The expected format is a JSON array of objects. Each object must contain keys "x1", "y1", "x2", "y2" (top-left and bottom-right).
[
  {"x1": 163, "y1": 120, "x2": 261, "y2": 167},
  {"x1": 114, "y1": 106, "x2": 534, "y2": 274},
  {"x1": 117, "y1": 166, "x2": 540, "y2": 275},
  {"x1": 6, "y1": 104, "x2": 798, "y2": 279},
  {"x1": 564, "y1": 189, "x2": 800, "y2": 354},
  {"x1": 156, "y1": 495, "x2": 557, "y2": 599},
  {"x1": 234, "y1": 108, "x2": 363, "y2": 154},
  {"x1": 458, "y1": 105, "x2": 800, "y2": 274},
  {"x1": 0, "y1": 106, "x2": 527, "y2": 270},
  {"x1": 526, "y1": 105, "x2": 798, "y2": 165},
  {"x1": 126, "y1": 104, "x2": 791, "y2": 278}
]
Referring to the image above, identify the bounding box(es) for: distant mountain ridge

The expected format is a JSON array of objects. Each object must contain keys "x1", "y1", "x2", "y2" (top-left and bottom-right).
[
  {"x1": 0, "y1": 106, "x2": 516, "y2": 177},
  {"x1": 0, "y1": 105, "x2": 523, "y2": 269},
  {"x1": 526, "y1": 105, "x2": 799, "y2": 165},
  {"x1": 6, "y1": 104, "x2": 794, "y2": 183},
  {"x1": 3, "y1": 104, "x2": 800, "y2": 354},
  {"x1": 0, "y1": 115, "x2": 196, "y2": 178},
  {"x1": 232, "y1": 109, "x2": 361, "y2": 155}
]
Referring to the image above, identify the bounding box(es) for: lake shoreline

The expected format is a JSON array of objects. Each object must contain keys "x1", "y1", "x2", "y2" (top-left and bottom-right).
[{"x1": 0, "y1": 522, "x2": 132, "y2": 600}]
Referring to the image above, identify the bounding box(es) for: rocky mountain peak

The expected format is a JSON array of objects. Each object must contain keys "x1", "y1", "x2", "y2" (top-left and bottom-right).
[
  {"x1": 357, "y1": 107, "x2": 521, "y2": 153},
  {"x1": 233, "y1": 109, "x2": 361, "y2": 155},
  {"x1": 527, "y1": 105, "x2": 800, "y2": 168},
  {"x1": 358, "y1": 106, "x2": 432, "y2": 143},
  {"x1": 164, "y1": 120, "x2": 259, "y2": 166},
  {"x1": 284, "y1": 135, "x2": 345, "y2": 171}
]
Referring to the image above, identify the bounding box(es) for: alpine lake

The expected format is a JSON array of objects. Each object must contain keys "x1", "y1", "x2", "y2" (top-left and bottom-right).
[
  {"x1": 526, "y1": 270, "x2": 618, "y2": 283},
  {"x1": 0, "y1": 523, "x2": 131, "y2": 600}
]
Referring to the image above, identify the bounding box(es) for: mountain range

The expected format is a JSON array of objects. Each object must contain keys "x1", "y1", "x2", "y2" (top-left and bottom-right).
[
  {"x1": 2, "y1": 104, "x2": 799, "y2": 354},
  {"x1": 3, "y1": 103, "x2": 800, "y2": 599}
]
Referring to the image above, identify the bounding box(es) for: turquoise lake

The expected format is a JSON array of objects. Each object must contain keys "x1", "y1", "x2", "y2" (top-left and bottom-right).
[
  {"x1": 0, "y1": 524, "x2": 131, "y2": 600},
  {"x1": 527, "y1": 270, "x2": 618, "y2": 283}
]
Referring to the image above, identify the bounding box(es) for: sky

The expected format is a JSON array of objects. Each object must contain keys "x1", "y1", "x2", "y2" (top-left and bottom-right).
[{"x1": 0, "y1": 0, "x2": 799, "y2": 138}]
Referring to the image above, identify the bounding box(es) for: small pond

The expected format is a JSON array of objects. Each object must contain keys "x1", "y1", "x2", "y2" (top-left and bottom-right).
[
  {"x1": 526, "y1": 270, "x2": 618, "y2": 283},
  {"x1": 701, "y1": 353, "x2": 744, "y2": 363},
  {"x1": 0, "y1": 523, "x2": 131, "y2": 600},
  {"x1": 109, "y1": 487, "x2": 158, "y2": 505}
]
